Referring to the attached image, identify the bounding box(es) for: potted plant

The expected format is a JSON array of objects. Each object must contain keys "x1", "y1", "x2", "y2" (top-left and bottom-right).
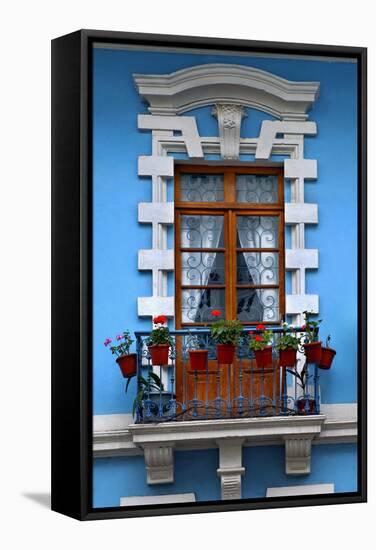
[
  {"x1": 145, "y1": 315, "x2": 173, "y2": 365},
  {"x1": 286, "y1": 364, "x2": 316, "y2": 415},
  {"x1": 249, "y1": 324, "x2": 273, "y2": 368},
  {"x1": 128, "y1": 372, "x2": 167, "y2": 418},
  {"x1": 104, "y1": 331, "x2": 137, "y2": 378},
  {"x1": 210, "y1": 310, "x2": 243, "y2": 364},
  {"x1": 187, "y1": 333, "x2": 208, "y2": 371},
  {"x1": 277, "y1": 322, "x2": 301, "y2": 367},
  {"x1": 301, "y1": 310, "x2": 322, "y2": 364},
  {"x1": 319, "y1": 335, "x2": 336, "y2": 370}
]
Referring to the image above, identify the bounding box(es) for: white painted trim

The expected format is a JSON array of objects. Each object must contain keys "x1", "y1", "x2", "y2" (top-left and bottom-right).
[
  {"x1": 217, "y1": 439, "x2": 245, "y2": 500},
  {"x1": 92, "y1": 404, "x2": 357, "y2": 458},
  {"x1": 120, "y1": 493, "x2": 196, "y2": 506},
  {"x1": 212, "y1": 103, "x2": 246, "y2": 159},
  {"x1": 134, "y1": 64, "x2": 319, "y2": 119},
  {"x1": 135, "y1": 64, "x2": 320, "y2": 326},
  {"x1": 266, "y1": 483, "x2": 334, "y2": 498}
]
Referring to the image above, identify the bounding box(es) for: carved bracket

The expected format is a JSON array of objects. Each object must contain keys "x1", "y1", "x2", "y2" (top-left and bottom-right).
[
  {"x1": 284, "y1": 436, "x2": 313, "y2": 475},
  {"x1": 212, "y1": 103, "x2": 247, "y2": 159},
  {"x1": 143, "y1": 444, "x2": 174, "y2": 485}
]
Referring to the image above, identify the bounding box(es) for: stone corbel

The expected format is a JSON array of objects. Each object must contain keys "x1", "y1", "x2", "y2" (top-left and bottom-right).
[
  {"x1": 143, "y1": 444, "x2": 174, "y2": 485},
  {"x1": 212, "y1": 103, "x2": 247, "y2": 159},
  {"x1": 216, "y1": 438, "x2": 245, "y2": 500},
  {"x1": 284, "y1": 436, "x2": 313, "y2": 475}
]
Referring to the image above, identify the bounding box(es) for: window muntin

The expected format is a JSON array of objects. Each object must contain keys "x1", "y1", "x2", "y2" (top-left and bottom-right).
[{"x1": 175, "y1": 166, "x2": 284, "y2": 326}]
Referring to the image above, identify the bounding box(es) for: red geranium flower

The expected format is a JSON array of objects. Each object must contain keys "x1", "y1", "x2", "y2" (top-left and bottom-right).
[
  {"x1": 255, "y1": 335, "x2": 263, "y2": 342},
  {"x1": 153, "y1": 315, "x2": 167, "y2": 324},
  {"x1": 211, "y1": 310, "x2": 221, "y2": 317},
  {"x1": 301, "y1": 324, "x2": 306, "y2": 330},
  {"x1": 256, "y1": 323, "x2": 265, "y2": 330}
]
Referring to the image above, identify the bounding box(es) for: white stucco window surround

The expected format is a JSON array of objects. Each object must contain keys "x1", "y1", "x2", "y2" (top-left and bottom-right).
[{"x1": 133, "y1": 63, "x2": 320, "y2": 327}]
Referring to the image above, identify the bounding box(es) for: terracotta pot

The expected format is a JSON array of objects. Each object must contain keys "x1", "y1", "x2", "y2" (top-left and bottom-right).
[
  {"x1": 279, "y1": 348, "x2": 297, "y2": 368},
  {"x1": 116, "y1": 353, "x2": 137, "y2": 378},
  {"x1": 148, "y1": 344, "x2": 170, "y2": 365},
  {"x1": 216, "y1": 344, "x2": 236, "y2": 364},
  {"x1": 189, "y1": 349, "x2": 208, "y2": 371},
  {"x1": 319, "y1": 347, "x2": 336, "y2": 369},
  {"x1": 254, "y1": 346, "x2": 273, "y2": 368},
  {"x1": 296, "y1": 398, "x2": 316, "y2": 415},
  {"x1": 303, "y1": 341, "x2": 322, "y2": 363}
]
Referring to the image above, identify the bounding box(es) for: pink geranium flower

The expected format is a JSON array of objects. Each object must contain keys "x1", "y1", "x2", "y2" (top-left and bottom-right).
[
  {"x1": 116, "y1": 334, "x2": 123, "y2": 341},
  {"x1": 104, "y1": 338, "x2": 112, "y2": 347}
]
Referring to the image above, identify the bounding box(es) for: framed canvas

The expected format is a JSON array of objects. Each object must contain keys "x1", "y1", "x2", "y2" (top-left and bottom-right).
[{"x1": 51, "y1": 29, "x2": 367, "y2": 520}]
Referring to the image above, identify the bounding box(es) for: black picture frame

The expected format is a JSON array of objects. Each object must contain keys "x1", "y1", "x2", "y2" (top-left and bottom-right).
[{"x1": 51, "y1": 29, "x2": 367, "y2": 521}]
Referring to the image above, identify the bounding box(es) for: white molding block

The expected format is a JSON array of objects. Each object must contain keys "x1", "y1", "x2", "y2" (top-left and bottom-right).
[
  {"x1": 266, "y1": 483, "x2": 334, "y2": 497},
  {"x1": 285, "y1": 203, "x2": 318, "y2": 225},
  {"x1": 255, "y1": 120, "x2": 317, "y2": 159},
  {"x1": 143, "y1": 445, "x2": 174, "y2": 485},
  {"x1": 120, "y1": 493, "x2": 196, "y2": 506},
  {"x1": 138, "y1": 114, "x2": 203, "y2": 158},
  {"x1": 285, "y1": 249, "x2": 319, "y2": 271},
  {"x1": 284, "y1": 436, "x2": 313, "y2": 475},
  {"x1": 286, "y1": 294, "x2": 319, "y2": 315},
  {"x1": 134, "y1": 64, "x2": 320, "y2": 119},
  {"x1": 212, "y1": 103, "x2": 246, "y2": 159},
  {"x1": 138, "y1": 202, "x2": 174, "y2": 225},
  {"x1": 216, "y1": 439, "x2": 245, "y2": 500},
  {"x1": 138, "y1": 249, "x2": 174, "y2": 272},
  {"x1": 137, "y1": 296, "x2": 175, "y2": 318},
  {"x1": 284, "y1": 159, "x2": 318, "y2": 180},
  {"x1": 138, "y1": 155, "x2": 174, "y2": 177}
]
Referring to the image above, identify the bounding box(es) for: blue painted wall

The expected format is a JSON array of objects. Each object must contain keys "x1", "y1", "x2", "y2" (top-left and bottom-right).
[
  {"x1": 93, "y1": 46, "x2": 357, "y2": 414},
  {"x1": 93, "y1": 443, "x2": 357, "y2": 507},
  {"x1": 92, "y1": 46, "x2": 358, "y2": 507}
]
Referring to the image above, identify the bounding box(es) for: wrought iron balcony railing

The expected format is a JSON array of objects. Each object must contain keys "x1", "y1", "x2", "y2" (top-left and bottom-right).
[{"x1": 134, "y1": 327, "x2": 321, "y2": 424}]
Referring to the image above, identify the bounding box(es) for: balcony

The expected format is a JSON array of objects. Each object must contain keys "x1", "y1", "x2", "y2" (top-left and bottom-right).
[{"x1": 134, "y1": 327, "x2": 321, "y2": 424}]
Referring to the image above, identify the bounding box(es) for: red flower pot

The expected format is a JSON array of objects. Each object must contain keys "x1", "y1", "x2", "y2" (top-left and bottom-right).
[
  {"x1": 116, "y1": 353, "x2": 137, "y2": 378},
  {"x1": 279, "y1": 348, "x2": 297, "y2": 367},
  {"x1": 319, "y1": 347, "x2": 336, "y2": 370},
  {"x1": 148, "y1": 344, "x2": 170, "y2": 365},
  {"x1": 303, "y1": 341, "x2": 322, "y2": 363},
  {"x1": 216, "y1": 344, "x2": 236, "y2": 364},
  {"x1": 189, "y1": 350, "x2": 208, "y2": 371},
  {"x1": 297, "y1": 398, "x2": 316, "y2": 415},
  {"x1": 254, "y1": 346, "x2": 273, "y2": 368}
]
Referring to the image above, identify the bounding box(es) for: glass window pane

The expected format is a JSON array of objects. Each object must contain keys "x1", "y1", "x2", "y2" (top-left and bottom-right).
[
  {"x1": 181, "y1": 289, "x2": 225, "y2": 323},
  {"x1": 236, "y1": 288, "x2": 279, "y2": 323},
  {"x1": 180, "y1": 173, "x2": 224, "y2": 202},
  {"x1": 237, "y1": 215, "x2": 278, "y2": 248},
  {"x1": 180, "y1": 215, "x2": 224, "y2": 248},
  {"x1": 236, "y1": 174, "x2": 278, "y2": 203},
  {"x1": 181, "y1": 252, "x2": 225, "y2": 285},
  {"x1": 237, "y1": 252, "x2": 279, "y2": 285}
]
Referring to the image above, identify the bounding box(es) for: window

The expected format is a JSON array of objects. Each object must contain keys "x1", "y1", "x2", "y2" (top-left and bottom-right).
[{"x1": 174, "y1": 165, "x2": 285, "y2": 326}]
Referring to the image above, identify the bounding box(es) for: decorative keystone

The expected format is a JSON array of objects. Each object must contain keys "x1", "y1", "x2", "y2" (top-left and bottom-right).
[{"x1": 212, "y1": 103, "x2": 247, "y2": 159}]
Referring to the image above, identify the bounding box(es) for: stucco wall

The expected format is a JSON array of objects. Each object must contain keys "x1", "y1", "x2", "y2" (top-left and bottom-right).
[
  {"x1": 93, "y1": 443, "x2": 357, "y2": 507},
  {"x1": 93, "y1": 46, "x2": 357, "y2": 415}
]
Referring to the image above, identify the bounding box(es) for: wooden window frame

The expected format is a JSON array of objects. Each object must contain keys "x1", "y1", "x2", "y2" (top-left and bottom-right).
[{"x1": 174, "y1": 165, "x2": 285, "y2": 327}]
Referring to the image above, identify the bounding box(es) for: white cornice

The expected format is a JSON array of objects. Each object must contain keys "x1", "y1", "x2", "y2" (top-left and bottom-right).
[
  {"x1": 133, "y1": 64, "x2": 320, "y2": 120},
  {"x1": 93, "y1": 404, "x2": 357, "y2": 458}
]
